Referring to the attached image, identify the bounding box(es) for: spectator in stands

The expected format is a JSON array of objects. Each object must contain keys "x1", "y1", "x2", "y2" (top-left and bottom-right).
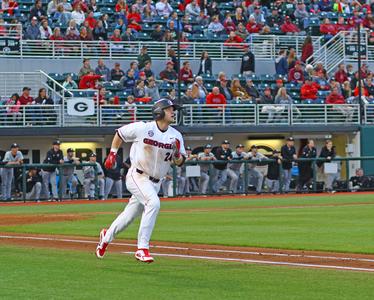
[
  {"x1": 235, "y1": 22, "x2": 249, "y2": 41},
  {"x1": 364, "y1": 78, "x2": 374, "y2": 98},
  {"x1": 218, "y1": 78, "x2": 234, "y2": 103},
  {"x1": 142, "y1": 61, "x2": 154, "y2": 78},
  {"x1": 207, "y1": 1, "x2": 219, "y2": 17},
  {"x1": 88, "y1": 0, "x2": 98, "y2": 13},
  {"x1": 34, "y1": 88, "x2": 53, "y2": 105},
  {"x1": 50, "y1": 27, "x2": 64, "y2": 41},
  {"x1": 275, "y1": 49, "x2": 288, "y2": 76},
  {"x1": 159, "y1": 61, "x2": 178, "y2": 84},
  {"x1": 259, "y1": 87, "x2": 274, "y2": 104},
  {"x1": 5, "y1": 93, "x2": 21, "y2": 123},
  {"x1": 115, "y1": 0, "x2": 128, "y2": 14},
  {"x1": 342, "y1": 81, "x2": 353, "y2": 100},
  {"x1": 224, "y1": 31, "x2": 244, "y2": 48},
  {"x1": 246, "y1": 145, "x2": 266, "y2": 195},
  {"x1": 39, "y1": 19, "x2": 52, "y2": 40},
  {"x1": 1, "y1": 143, "x2": 23, "y2": 201},
  {"x1": 145, "y1": 77, "x2": 160, "y2": 101},
  {"x1": 133, "y1": 79, "x2": 148, "y2": 100},
  {"x1": 301, "y1": 36, "x2": 313, "y2": 63},
  {"x1": 54, "y1": 4, "x2": 70, "y2": 27},
  {"x1": 47, "y1": 0, "x2": 58, "y2": 15},
  {"x1": 85, "y1": 10, "x2": 97, "y2": 30},
  {"x1": 206, "y1": 87, "x2": 226, "y2": 108},
  {"x1": 275, "y1": 87, "x2": 293, "y2": 104},
  {"x1": 246, "y1": 16, "x2": 262, "y2": 34},
  {"x1": 26, "y1": 17, "x2": 41, "y2": 40},
  {"x1": 301, "y1": 78, "x2": 319, "y2": 102},
  {"x1": 297, "y1": 139, "x2": 317, "y2": 193},
  {"x1": 110, "y1": 28, "x2": 122, "y2": 42},
  {"x1": 62, "y1": 75, "x2": 78, "y2": 90},
  {"x1": 208, "y1": 15, "x2": 225, "y2": 35},
  {"x1": 19, "y1": 87, "x2": 33, "y2": 105},
  {"x1": 78, "y1": 58, "x2": 94, "y2": 79},
  {"x1": 266, "y1": 7, "x2": 282, "y2": 28},
  {"x1": 1, "y1": 0, "x2": 19, "y2": 16},
  {"x1": 180, "y1": 87, "x2": 194, "y2": 104},
  {"x1": 156, "y1": 0, "x2": 173, "y2": 17},
  {"x1": 281, "y1": 137, "x2": 297, "y2": 193},
  {"x1": 272, "y1": 79, "x2": 284, "y2": 98},
  {"x1": 212, "y1": 140, "x2": 233, "y2": 193},
  {"x1": 196, "y1": 10, "x2": 209, "y2": 26},
  {"x1": 240, "y1": 45, "x2": 255, "y2": 75},
  {"x1": 287, "y1": 48, "x2": 298, "y2": 70},
  {"x1": 119, "y1": 69, "x2": 136, "y2": 91},
  {"x1": 95, "y1": 86, "x2": 108, "y2": 105},
  {"x1": 137, "y1": 46, "x2": 151, "y2": 70},
  {"x1": 223, "y1": 13, "x2": 236, "y2": 33},
  {"x1": 198, "y1": 144, "x2": 216, "y2": 194},
  {"x1": 319, "y1": 0, "x2": 332, "y2": 12},
  {"x1": 243, "y1": 79, "x2": 259, "y2": 102},
  {"x1": 179, "y1": 61, "x2": 194, "y2": 84},
  {"x1": 71, "y1": 3, "x2": 85, "y2": 25},
  {"x1": 294, "y1": 2, "x2": 309, "y2": 30},
  {"x1": 197, "y1": 51, "x2": 212, "y2": 75},
  {"x1": 110, "y1": 62, "x2": 125, "y2": 82},
  {"x1": 320, "y1": 18, "x2": 337, "y2": 41},
  {"x1": 185, "y1": 0, "x2": 200, "y2": 17},
  {"x1": 113, "y1": 18, "x2": 126, "y2": 34},
  {"x1": 30, "y1": 0, "x2": 46, "y2": 21},
  {"x1": 150, "y1": 24, "x2": 164, "y2": 42},
  {"x1": 288, "y1": 61, "x2": 304, "y2": 84},
  {"x1": 143, "y1": 0, "x2": 156, "y2": 16},
  {"x1": 231, "y1": 78, "x2": 251, "y2": 101},
  {"x1": 83, "y1": 153, "x2": 105, "y2": 200},
  {"x1": 79, "y1": 24, "x2": 93, "y2": 41},
  {"x1": 281, "y1": 16, "x2": 300, "y2": 34},
  {"x1": 232, "y1": 7, "x2": 247, "y2": 25},
  {"x1": 93, "y1": 20, "x2": 107, "y2": 40},
  {"x1": 79, "y1": 71, "x2": 102, "y2": 89},
  {"x1": 326, "y1": 87, "x2": 345, "y2": 104},
  {"x1": 66, "y1": 19, "x2": 79, "y2": 37},
  {"x1": 266, "y1": 150, "x2": 282, "y2": 194},
  {"x1": 334, "y1": 63, "x2": 348, "y2": 84},
  {"x1": 95, "y1": 59, "x2": 111, "y2": 82},
  {"x1": 62, "y1": 0, "x2": 72, "y2": 11}
]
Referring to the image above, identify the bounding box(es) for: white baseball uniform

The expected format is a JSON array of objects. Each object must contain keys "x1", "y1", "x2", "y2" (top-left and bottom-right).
[{"x1": 102, "y1": 121, "x2": 186, "y2": 249}]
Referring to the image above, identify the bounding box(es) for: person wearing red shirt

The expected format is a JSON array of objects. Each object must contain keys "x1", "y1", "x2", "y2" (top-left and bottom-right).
[
  {"x1": 85, "y1": 10, "x2": 97, "y2": 30},
  {"x1": 179, "y1": 61, "x2": 194, "y2": 84},
  {"x1": 246, "y1": 16, "x2": 262, "y2": 34},
  {"x1": 115, "y1": 0, "x2": 128, "y2": 13},
  {"x1": 326, "y1": 87, "x2": 345, "y2": 104},
  {"x1": 94, "y1": 87, "x2": 107, "y2": 105},
  {"x1": 110, "y1": 29, "x2": 122, "y2": 41},
  {"x1": 281, "y1": 16, "x2": 300, "y2": 34},
  {"x1": 50, "y1": 27, "x2": 64, "y2": 40},
  {"x1": 320, "y1": 18, "x2": 337, "y2": 37},
  {"x1": 288, "y1": 61, "x2": 305, "y2": 84},
  {"x1": 19, "y1": 87, "x2": 34, "y2": 105},
  {"x1": 301, "y1": 36, "x2": 313, "y2": 63},
  {"x1": 127, "y1": 19, "x2": 142, "y2": 32},
  {"x1": 334, "y1": 63, "x2": 348, "y2": 84},
  {"x1": 127, "y1": 6, "x2": 142, "y2": 23},
  {"x1": 224, "y1": 31, "x2": 244, "y2": 48},
  {"x1": 206, "y1": 87, "x2": 226, "y2": 108},
  {"x1": 335, "y1": 16, "x2": 348, "y2": 32},
  {"x1": 301, "y1": 78, "x2": 319, "y2": 101},
  {"x1": 79, "y1": 72, "x2": 102, "y2": 89}
]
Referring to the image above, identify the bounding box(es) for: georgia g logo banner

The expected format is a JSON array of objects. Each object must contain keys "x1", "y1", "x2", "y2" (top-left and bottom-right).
[{"x1": 67, "y1": 98, "x2": 95, "y2": 116}]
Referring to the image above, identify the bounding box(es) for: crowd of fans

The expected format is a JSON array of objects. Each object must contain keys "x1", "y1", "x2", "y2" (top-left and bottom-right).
[{"x1": 1, "y1": 137, "x2": 373, "y2": 202}]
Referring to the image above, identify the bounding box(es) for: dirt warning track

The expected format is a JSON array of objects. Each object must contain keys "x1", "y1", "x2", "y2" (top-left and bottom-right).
[{"x1": 1, "y1": 232, "x2": 374, "y2": 273}]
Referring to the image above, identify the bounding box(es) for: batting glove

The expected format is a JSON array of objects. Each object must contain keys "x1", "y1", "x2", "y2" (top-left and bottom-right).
[
  {"x1": 105, "y1": 151, "x2": 117, "y2": 169},
  {"x1": 172, "y1": 138, "x2": 181, "y2": 159}
]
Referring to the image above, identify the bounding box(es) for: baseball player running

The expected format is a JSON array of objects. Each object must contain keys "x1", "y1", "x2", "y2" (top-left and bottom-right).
[{"x1": 96, "y1": 99, "x2": 186, "y2": 263}]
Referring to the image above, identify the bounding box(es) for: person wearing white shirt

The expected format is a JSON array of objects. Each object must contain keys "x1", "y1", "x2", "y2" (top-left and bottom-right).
[
  {"x1": 71, "y1": 4, "x2": 85, "y2": 25},
  {"x1": 155, "y1": 0, "x2": 173, "y2": 17},
  {"x1": 185, "y1": 0, "x2": 200, "y2": 17}
]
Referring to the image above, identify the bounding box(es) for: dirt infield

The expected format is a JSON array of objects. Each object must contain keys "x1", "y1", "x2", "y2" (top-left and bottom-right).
[{"x1": 1, "y1": 232, "x2": 374, "y2": 272}]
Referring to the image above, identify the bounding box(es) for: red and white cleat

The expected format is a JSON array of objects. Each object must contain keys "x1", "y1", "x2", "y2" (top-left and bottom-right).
[
  {"x1": 95, "y1": 228, "x2": 108, "y2": 259},
  {"x1": 135, "y1": 249, "x2": 154, "y2": 263}
]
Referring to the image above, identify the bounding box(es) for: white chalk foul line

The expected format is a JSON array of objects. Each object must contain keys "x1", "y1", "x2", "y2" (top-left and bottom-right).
[
  {"x1": 1, "y1": 235, "x2": 374, "y2": 268},
  {"x1": 122, "y1": 251, "x2": 374, "y2": 272}
]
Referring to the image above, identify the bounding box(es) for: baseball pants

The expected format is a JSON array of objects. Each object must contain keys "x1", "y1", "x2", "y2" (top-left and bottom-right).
[
  {"x1": 26, "y1": 182, "x2": 42, "y2": 201},
  {"x1": 41, "y1": 170, "x2": 58, "y2": 199},
  {"x1": 248, "y1": 169, "x2": 264, "y2": 193},
  {"x1": 83, "y1": 178, "x2": 105, "y2": 198},
  {"x1": 199, "y1": 171, "x2": 209, "y2": 194},
  {"x1": 105, "y1": 177, "x2": 123, "y2": 199},
  {"x1": 212, "y1": 169, "x2": 228, "y2": 192},
  {"x1": 282, "y1": 169, "x2": 292, "y2": 192},
  {"x1": 61, "y1": 174, "x2": 78, "y2": 198},
  {"x1": 1, "y1": 168, "x2": 13, "y2": 200},
  {"x1": 103, "y1": 167, "x2": 161, "y2": 249},
  {"x1": 266, "y1": 178, "x2": 280, "y2": 193},
  {"x1": 227, "y1": 169, "x2": 239, "y2": 193}
]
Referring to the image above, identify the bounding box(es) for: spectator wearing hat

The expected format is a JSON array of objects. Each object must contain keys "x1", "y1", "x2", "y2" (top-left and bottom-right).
[
  {"x1": 288, "y1": 61, "x2": 305, "y2": 84},
  {"x1": 78, "y1": 58, "x2": 95, "y2": 79},
  {"x1": 83, "y1": 153, "x2": 105, "y2": 200},
  {"x1": 275, "y1": 49, "x2": 288, "y2": 76},
  {"x1": 197, "y1": 144, "x2": 216, "y2": 195},
  {"x1": 19, "y1": 87, "x2": 34, "y2": 105},
  {"x1": 281, "y1": 16, "x2": 300, "y2": 34},
  {"x1": 259, "y1": 87, "x2": 274, "y2": 104},
  {"x1": 1, "y1": 143, "x2": 23, "y2": 201},
  {"x1": 228, "y1": 144, "x2": 246, "y2": 193},
  {"x1": 61, "y1": 148, "x2": 80, "y2": 199},
  {"x1": 137, "y1": 46, "x2": 152, "y2": 70},
  {"x1": 159, "y1": 61, "x2": 178, "y2": 84},
  {"x1": 297, "y1": 139, "x2": 317, "y2": 193},
  {"x1": 266, "y1": 150, "x2": 282, "y2": 194},
  {"x1": 25, "y1": 168, "x2": 42, "y2": 202},
  {"x1": 41, "y1": 140, "x2": 64, "y2": 201},
  {"x1": 246, "y1": 145, "x2": 266, "y2": 194},
  {"x1": 111, "y1": 62, "x2": 125, "y2": 82},
  {"x1": 212, "y1": 140, "x2": 233, "y2": 193},
  {"x1": 240, "y1": 45, "x2": 255, "y2": 76},
  {"x1": 281, "y1": 137, "x2": 297, "y2": 193},
  {"x1": 103, "y1": 153, "x2": 123, "y2": 199},
  {"x1": 95, "y1": 59, "x2": 111, "y2": 82}
]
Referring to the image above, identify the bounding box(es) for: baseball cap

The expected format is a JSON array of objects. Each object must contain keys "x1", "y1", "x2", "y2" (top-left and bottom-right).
[
  {"x1": 139, "y1": 71, "x2": 146, "y2": 77},
  {"x1": 10, "y1": 143, "x2": 19, "y2": 149},
  {"x1": 115, "y1": 62, "x2": 120, "y2": 66},
  {"x1": 53, "y1": 140, "x2": 61, "y2": 145},
  {"x1": 204, "y1": 144, "x2": 212, "y2": 149},
  {"x1": 287, "y1": 137, "x2": 294, "y2": 141},
  {"x1": 166, "y1": 61, "x2": 174, "y2": 66},
  {"x1": 264, "y1": 86, "x2": 271, "y2": 91},
  {"x1": 67, "y1": 148, "x2": 74, "y2": 153},
  {"x1": 276, "y1": 79, "x2": 283, "y2": 84},
  {"x1": 23, "y1": 87, "x2": 31, "y2": 91},
  {"x1": 186, "y1": 146, "x2": 192, "y2": 151},
  {"x1": 90, "y1": 153, "x2": 97, "y2": 157},
  {"x1": 250, "y1": 145, "x2": 257, "y2": 149},
  {"x1": 236, "y1": 144, "x2": 244, "y2": 148},
  {"x1": 222, "y1": 140, "x2": 230, "y2": 144},
  {"x1": 295, "y1": 60, "x2": 302, "y2": 65}
]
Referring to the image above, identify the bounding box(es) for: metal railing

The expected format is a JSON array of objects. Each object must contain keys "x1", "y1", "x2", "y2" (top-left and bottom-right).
[
  {"x1": 0, "y1": 103, "x2": 365, "y2": 127},
  {"x1": 0, "y1": 34, "x2": 323, "y2": 60}
]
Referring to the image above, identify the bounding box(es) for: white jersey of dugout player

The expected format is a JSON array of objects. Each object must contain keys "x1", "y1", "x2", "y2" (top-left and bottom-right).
[{"x1": 117, "y1": 121, "x2": 186, "y2": 179}]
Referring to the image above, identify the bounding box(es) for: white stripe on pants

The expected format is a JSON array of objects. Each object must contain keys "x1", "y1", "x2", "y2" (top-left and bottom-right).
[
  {"x1": 1, "y1": 168, "x2": 13, "y2": 200},
  {"x1": 103, "y1": 168, "x2": 161, "y2": 249},
  {"x1": 105, "y1": 177, "x2": 123, "y2": 199}
]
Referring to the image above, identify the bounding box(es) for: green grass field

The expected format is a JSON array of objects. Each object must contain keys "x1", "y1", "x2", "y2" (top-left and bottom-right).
[{"x1": 1, "y1": 194, "x2": 374, "y2": 299}]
